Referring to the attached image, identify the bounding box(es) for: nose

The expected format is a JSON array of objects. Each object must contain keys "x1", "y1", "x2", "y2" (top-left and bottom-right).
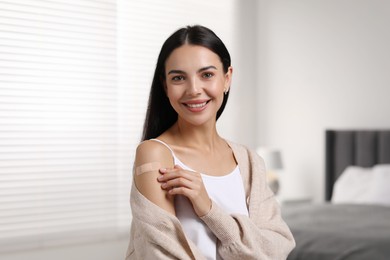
[{"x1": 186, "y1": 77, "x2": 201, "y2": 96}]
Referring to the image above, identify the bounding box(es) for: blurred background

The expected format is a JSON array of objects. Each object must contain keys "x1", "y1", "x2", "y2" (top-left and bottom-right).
[{"x1": 0, "y1": 0, "x2": 389, "y2": 259}]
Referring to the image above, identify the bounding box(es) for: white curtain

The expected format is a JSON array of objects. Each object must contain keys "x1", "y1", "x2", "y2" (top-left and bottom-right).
[{"x1": 0, "y1": 0, "x2": 133, "y2": 252}]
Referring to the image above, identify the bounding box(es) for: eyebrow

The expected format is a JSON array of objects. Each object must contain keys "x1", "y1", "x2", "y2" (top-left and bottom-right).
[{"x1": 167, "y1": 65, "x2": 217, "y2": 75}]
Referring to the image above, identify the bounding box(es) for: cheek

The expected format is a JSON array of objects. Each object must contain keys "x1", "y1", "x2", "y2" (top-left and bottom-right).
[
  {"x1": 165, "y1": 86, "x2": 183, "y2": 106},
  {"x1": 165, "y1": 85, "x2": 177, "y2": 98},
  {"x1": 209, "y1": 80, "x2": 225, "y2": 96}
]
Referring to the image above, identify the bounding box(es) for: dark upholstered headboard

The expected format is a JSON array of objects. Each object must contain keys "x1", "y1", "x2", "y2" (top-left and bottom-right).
[{"x1": 325, "y1": 130, "x2": 390, "y2": 201}]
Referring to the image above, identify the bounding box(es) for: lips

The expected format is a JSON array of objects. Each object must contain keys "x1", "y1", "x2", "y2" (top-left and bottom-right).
[
  {"x1": 186, "y1": 101, "x2": 207, "y2": 108},
  {"x1": 183, "y1": 100, "x2": 210, "y2": 111}
]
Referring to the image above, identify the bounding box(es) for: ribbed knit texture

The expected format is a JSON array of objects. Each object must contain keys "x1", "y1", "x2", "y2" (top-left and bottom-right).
[{"x1": 126, "y1": 140, "x2": 295, "y2": 260}]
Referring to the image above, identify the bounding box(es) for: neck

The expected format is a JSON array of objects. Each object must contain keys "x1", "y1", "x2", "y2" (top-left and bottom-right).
[{"x1": 171, "y1": 119, "x2": 222, "y2": 151}]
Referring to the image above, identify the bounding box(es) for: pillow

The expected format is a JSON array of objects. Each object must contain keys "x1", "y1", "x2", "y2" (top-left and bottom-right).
[
  {"x1": 332, "y1": 166, "x2": 374, "y2": 204},
  {"x1": 367, "y1": 164, "x2": 390, "y2": 206},
  {"x1": 332, "y1": 164, "x2": 390, "y2": 206}
]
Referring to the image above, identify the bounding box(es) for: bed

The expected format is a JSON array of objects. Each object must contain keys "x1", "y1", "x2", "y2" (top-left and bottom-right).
[{"x1": 282, "y1": 130, "x2": 390, "y2": 260}]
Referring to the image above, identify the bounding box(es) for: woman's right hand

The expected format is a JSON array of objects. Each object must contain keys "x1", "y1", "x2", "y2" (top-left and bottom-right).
[{"x1": 158, "y1": 165, "x2": 212, "y2": 217}]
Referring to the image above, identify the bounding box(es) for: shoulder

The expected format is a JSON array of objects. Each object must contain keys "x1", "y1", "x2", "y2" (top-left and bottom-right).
[
  {"x1": 133, "y1": 139, "x2": 176, "y2": 215},
  {"x1": 135, "y1": 140, "x2": 173, "y2": 165}
]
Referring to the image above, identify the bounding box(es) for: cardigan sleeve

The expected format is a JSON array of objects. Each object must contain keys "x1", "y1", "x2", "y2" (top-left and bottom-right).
[
  {"x1": 200, "y1": 198, "x2": 294, "y2": 260},
  {"x1": 127, "y1": 220, "x2": 196, "y2": 260},
  {"x1": 126, "y1": 182, "x2": 206, "y2": 260},
  {"x1": 199, "y1": 146, "x2": 295, "y2": 260}
]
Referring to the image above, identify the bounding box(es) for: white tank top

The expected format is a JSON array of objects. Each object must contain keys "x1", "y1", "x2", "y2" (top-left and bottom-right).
[{"x1": 151, "y1": 139, "x2": 248, "y2": 260}]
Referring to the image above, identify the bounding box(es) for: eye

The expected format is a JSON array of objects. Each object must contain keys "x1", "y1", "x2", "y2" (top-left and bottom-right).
[
  {"x1": 202, "y1": 72, "x2": 214, "y2": 79},
  {"x1": 171, "y1": 75, "x2": 185, "y2": 81}
]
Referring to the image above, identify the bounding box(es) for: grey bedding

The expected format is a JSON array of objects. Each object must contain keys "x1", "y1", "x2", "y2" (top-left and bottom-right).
[{"x1": 282, "y1": 203, "x2": 390, "y2": 260}]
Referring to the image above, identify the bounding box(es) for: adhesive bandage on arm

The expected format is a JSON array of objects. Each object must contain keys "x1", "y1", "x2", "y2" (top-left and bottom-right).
[{"x1": 135, "y1": 162, "x2": 162, "y2": 176}]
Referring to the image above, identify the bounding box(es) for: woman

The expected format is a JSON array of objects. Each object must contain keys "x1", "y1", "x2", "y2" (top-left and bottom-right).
[{"x1": 126, "y1": 25, "x2": 295, "y2": 260}]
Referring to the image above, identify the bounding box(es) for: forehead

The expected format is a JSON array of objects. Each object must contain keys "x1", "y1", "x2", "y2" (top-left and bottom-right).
[{"x1": 165, "y1": 44, "x2": 222, "y2": 71}]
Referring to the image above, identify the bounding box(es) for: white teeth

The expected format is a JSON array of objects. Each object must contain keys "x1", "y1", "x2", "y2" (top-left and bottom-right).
[{"x1": 187, "y1": 102, "x2": 207, "y2": 108}]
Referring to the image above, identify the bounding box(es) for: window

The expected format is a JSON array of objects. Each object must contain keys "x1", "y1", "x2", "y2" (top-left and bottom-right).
[
  {"x1": 0, "y1": 0, "x2": 132, "y2": 252},
  {"x1": 0, "y1": 0, "x2": 236, "y2": 253}
]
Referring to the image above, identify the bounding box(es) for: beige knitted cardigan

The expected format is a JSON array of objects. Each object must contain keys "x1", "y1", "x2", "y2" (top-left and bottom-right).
[{"x1": 126, "y1": 141, "x2": 295, "y2": 260}]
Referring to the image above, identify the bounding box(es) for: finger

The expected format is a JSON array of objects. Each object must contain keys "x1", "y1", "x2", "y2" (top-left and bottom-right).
[
  {"x1": 173, "y1": 164, "x2": 183, "y2": 170},
  {"x1": 161, "y1": 177, "x2": 194, "y2": 190},
  {"x1": 159, "y1": 164, "x2": 184, "y2": 175},
  {"x1": 159, "y1": 168, "x2": 197, "y2": 182},
  {"x1": 157, "y1": 167, "x2": 177, "y2": 182},
  {"x1": 168, "y1": 186, "x2": 191, "y2": 196},
  {"x1": 158, "y1": 166, "x2": 178, "y2": 177},
  {"x1": 168, "y1": 186, "x2": 203, "y2": 203}
]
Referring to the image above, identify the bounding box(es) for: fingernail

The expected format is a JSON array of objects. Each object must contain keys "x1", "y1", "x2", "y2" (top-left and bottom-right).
[
  {"x1": 158, "y1": 175, "x2": 163, "y2": 180},
  {"x1": 161, "y1": 183, "x2": 167, "y2": 188}
]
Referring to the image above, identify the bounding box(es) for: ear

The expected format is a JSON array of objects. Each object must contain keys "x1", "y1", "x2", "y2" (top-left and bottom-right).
[{"x1": 224, "y1": 66, "x2": 233, "y2": 92}]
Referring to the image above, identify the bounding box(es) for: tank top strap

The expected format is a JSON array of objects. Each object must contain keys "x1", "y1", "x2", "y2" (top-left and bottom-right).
[
  {"x1": 149, "y1": 139, "x2": 189, "y2": 169},
  {"x1": 149, "y1": 138, "x2": 175, "y2": 158}
]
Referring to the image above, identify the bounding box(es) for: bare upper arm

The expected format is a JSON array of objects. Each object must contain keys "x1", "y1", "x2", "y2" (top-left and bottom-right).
[{"x1": 133, "y1": 140, "x2": 175, "y2": 215}]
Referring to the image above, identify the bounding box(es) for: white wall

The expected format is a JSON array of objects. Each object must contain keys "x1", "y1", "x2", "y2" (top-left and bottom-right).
[
  {"x1": 256, "y1": 0, "x2": 390, "y2": 201},
  {"x1": 217, "y1": 0, "x2": 259, "y2": 148}
]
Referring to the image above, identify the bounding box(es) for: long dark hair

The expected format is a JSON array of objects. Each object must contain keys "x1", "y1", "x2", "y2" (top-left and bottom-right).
[{"x1": 141, "y1": 25, "x2": 231, "y2": 141}]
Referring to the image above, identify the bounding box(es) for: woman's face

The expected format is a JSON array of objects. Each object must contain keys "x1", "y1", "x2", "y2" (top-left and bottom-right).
[{"x1": 164, "y1": 44, "x2": 232, "y2": 127}]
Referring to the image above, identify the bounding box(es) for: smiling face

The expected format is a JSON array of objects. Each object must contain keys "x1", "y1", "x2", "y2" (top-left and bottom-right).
[{"x1": 164, "y1": 44, "x2": 232, "y2": 127}]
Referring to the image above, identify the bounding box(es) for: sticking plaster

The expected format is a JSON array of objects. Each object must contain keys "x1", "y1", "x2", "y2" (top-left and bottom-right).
[{"x1": 135, "y1": 162, "x2": 161, "y2": 176}]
